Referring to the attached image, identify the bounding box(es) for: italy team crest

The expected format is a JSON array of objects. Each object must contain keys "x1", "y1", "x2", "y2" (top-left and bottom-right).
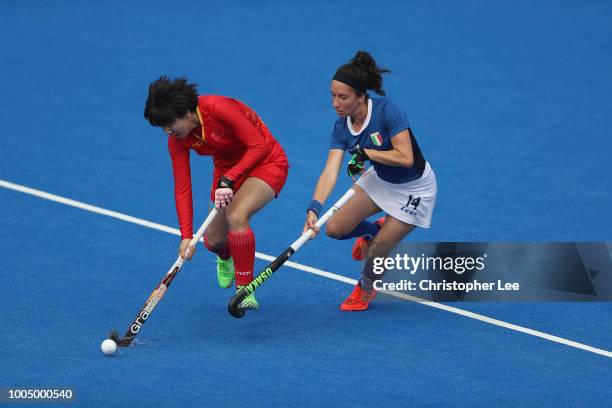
[{"x1": 370, "y1": 132, "x2": 383, "y2": 146}]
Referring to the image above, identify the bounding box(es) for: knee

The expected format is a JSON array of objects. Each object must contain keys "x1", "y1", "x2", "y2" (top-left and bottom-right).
[
  {"x1": 226, "y1": 207, "x2": 249, "y2": 231},
  {"x1": 325, "y1": 219, "x2": 346, "y2": 239},
  {"x1": 203, "y1": 232, "x2": 225, "y2": 251}
]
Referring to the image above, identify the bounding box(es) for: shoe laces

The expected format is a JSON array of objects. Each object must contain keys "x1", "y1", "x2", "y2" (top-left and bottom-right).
[{"x1": 216, "y1": 257, "x2": 232, "y2": 273}]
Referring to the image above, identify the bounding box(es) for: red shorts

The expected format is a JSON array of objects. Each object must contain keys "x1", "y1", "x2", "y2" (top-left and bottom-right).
[{"x1": 210, "y1": 159, "x2": 289, "y2": 201}]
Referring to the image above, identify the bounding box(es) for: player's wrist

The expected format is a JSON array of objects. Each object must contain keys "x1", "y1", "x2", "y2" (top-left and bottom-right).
[
  {"x1": 307, "y1": 199, "x2": 323, "y2": 217},
  {"x1": 217, "y1": 176, "x2": 234, "y2": 190},
  {"x1": 349, "y1": 144, "x2": 369, "y2": 161}
]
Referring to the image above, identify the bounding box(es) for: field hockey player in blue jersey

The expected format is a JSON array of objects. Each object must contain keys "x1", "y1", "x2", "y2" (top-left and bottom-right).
[{"x1": 303, "y1": 51, "x2": 438, "y2": 311}]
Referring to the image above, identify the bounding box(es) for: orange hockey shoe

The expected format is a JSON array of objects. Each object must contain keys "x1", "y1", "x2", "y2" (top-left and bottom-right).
[{"x1": 340, "y1": 283, "x2": 378, "y2": 311}]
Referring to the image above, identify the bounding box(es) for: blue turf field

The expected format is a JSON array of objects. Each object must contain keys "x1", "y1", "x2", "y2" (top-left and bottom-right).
[{"x1": 1, "y1": 1, "x2": 611, "y2": 406}]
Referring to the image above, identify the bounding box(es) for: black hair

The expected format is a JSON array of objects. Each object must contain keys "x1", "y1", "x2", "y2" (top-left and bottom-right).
[
  {"x1": 144, "y1": 76, "x2": 199, "y2": 127},
  {"x1": 335, "y1": 51, "x2": 390, "y2": 96}
]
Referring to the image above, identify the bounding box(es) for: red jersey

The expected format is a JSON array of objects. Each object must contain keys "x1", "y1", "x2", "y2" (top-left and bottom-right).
[{"x1": 168, "y1": 95, "x2": 288, "y2": 238}]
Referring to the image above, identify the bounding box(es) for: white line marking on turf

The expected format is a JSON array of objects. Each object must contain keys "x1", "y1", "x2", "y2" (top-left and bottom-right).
[{"x1": 1, "y1": 178, "x2": 611, "y2": 359}]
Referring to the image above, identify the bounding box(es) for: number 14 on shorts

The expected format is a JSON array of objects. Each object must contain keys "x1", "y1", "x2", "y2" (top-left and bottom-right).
[{"x1": 400, "y1": 195, "x2": 421, "y2": 215}]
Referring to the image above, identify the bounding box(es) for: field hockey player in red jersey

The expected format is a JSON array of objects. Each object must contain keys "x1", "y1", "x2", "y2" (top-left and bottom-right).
[{"x1": 145, "y1": 76, "x2": 289, "y2": 310}]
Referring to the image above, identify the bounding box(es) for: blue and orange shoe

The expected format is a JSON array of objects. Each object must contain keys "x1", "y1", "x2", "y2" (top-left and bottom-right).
[
  {"x1": 340, "y1": 283, "x2": 377, "y2": 311},
  {"x1": 351, "y1": 217, "x2": 385, "y2": 261}
]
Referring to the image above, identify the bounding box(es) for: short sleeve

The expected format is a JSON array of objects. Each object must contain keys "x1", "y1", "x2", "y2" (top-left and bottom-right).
[
  {"x1": 329, "y1": 121, "x2": 348, "y2": 150},
  {"x1": 383, "y1": 99, "x2": 410, "y2": 137}
]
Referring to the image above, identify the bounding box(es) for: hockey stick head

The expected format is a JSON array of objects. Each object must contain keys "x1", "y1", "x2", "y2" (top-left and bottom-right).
[
  {"x1": 108, "y1": 330, "x2": 131, "y2": 348},
  {"x1": 227, "y1": 289, "x2": 247, "y2": 318}
]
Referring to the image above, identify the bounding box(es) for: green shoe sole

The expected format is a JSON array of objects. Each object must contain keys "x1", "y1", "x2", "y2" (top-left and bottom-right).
[
  {"x1": 237, "y1": 286, "x2": 259, "y2": 310},
  {"x1": 240, "y1": 296, "x2": 259, "y2": 310}
]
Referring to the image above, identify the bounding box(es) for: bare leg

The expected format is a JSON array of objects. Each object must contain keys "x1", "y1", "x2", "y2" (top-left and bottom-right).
[
  {"x1": 326, "y1": 185, "x2": 382, "y2": 239},
  {"x1": 226, "y1": 177, "x2": 276, "y2": 232},
  {"x1": 340, "y1": 214, "x2": 417, "y2": 311},
  {"x1": 225, "y1": 177, "x2": 276, "y2": 291},
  {"x1": 203, "y1": 177, "x2": 275, "y2": 251},
  {"x1": 361, "y1": 215, "x2": 416, "y2": 287},
  {"x1": 203, "y1": 207, "x2": 228, "y2": 249}
]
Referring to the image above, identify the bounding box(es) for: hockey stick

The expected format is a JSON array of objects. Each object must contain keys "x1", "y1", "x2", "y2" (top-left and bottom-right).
[
  {"x1": 108, "y1": 208, "x2": 219, "y2": 347},
  {"x1": 228, "y1": 187, "x2": 356, "y2": 318}
]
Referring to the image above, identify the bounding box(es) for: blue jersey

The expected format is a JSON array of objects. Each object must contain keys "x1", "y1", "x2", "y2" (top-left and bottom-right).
[{"x1": 330, "y1": 97, "x2": 426, "y2": 184}]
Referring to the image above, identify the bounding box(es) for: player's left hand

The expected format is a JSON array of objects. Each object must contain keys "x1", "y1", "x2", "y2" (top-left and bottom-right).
[
  {"x1": 347, "y1": 145, "x2": 369, "y2": 177},
  {"x1": 215, "y1": 176, "x2": 234, "y2": 209},
  {"x1": 215, "y1": 188, "x2": 233, "y2": 208}
]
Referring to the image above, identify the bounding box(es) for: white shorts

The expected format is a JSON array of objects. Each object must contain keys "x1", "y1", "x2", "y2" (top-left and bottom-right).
[{"x1": 356, "y1": 162, "x2": 437, "y2": 228}]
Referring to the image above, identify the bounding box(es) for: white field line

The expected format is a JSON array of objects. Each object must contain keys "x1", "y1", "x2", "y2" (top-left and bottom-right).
[{"x1": 1, "y1": 178, "x2": 611, "y2": 359}]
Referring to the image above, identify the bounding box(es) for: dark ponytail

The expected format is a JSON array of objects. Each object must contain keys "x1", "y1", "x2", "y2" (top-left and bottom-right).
[{"x1": 334, "y1": 50, "x2": 390, "y2": 96}]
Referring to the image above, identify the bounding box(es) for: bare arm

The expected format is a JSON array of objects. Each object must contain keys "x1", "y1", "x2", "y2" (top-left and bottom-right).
[
  {"x1": 311, "y1": 149, "x2": 344, "y2": 204},
  {"x1": 303, "y1": 149, "x2": 344, "y2": 235}
]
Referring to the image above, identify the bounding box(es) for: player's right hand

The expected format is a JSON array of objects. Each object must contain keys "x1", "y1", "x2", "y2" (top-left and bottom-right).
[
  {"x1": 303, "y1": 211, "x2": 320, "y2": 239},
  {"x1": 179, "y1": 238, "x2": 195, "y2": 261}
]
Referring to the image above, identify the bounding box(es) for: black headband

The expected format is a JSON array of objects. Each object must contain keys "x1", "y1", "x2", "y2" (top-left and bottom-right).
[{"x1": 333, "y1": 70, "x2": 368, "y2": 94}]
